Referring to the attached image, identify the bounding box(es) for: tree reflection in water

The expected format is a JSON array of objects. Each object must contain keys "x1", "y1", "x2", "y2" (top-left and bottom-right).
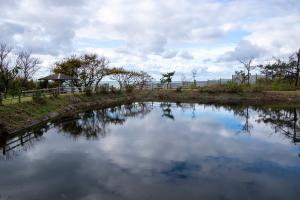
[
  {"x1": 55, "y1": 102, "x2": 153, "y2": 139},
  {"x1": 160, "y1": 102, "x2": 175, "y2": 120},
  {"x1": 2, "y1": 102, "x2": 300, "y2": 158},
  {"x1": 256, "y1": 107, "x2": 300, "y2": 155}
]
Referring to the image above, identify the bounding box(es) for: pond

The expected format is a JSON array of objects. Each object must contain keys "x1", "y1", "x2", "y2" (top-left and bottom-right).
[{"x1": 1, "y1": 102, "x2": 300, "y2": 200}]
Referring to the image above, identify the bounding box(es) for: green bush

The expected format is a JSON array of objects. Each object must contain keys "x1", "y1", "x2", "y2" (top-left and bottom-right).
[
  {"x1": 271, "y1": 81, "x2": 297, "y2": 91},
  {"x1": 255, "y1": 79, "x2": 299, "y2": 91},
  {"x1": 32, "y1": 90, "x2": 46, "y2": 104},
  {"x1": 84, "y1": 86, "x2": 93, "y2": 96},
  {"x1": 96, "y1": 84, "x2": 109, "y2": 95},
  {"x1": 225, "y1": 82, "x2": 243, "y2": 93}
]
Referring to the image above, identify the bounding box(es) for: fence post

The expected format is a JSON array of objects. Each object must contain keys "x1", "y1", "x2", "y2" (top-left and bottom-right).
[{"x1": 18, "y1": 89, "x2": 21, "y2": 103}]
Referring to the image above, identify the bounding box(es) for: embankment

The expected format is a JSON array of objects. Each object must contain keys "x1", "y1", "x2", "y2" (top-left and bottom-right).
[{"x1": 1, "y1": 90, "x2": 300, "y2": 134}]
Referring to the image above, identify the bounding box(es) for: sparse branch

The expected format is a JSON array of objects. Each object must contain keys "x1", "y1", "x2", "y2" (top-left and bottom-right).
[{"x1": 16, "y1": 51, "x2": 41, "y2": 83}]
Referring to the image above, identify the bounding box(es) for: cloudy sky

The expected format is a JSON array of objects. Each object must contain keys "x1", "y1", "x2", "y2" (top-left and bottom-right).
[{"x1": 1, "y1": 0, "x2": 300, "y2": 80}]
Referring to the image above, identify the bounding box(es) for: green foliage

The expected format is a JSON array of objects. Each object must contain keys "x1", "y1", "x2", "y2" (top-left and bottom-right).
[
  {"x1": 160, "y1": 71, "x2": 175, "y2": 88},
  {"x1": 32, "y1": 90, "x2": 46, "y2": 104},
  {"x1": 84, "y1": 86, "x2": 93, "y2": 96},
  {"x1": 254, "y1": 79, "x2": 298, "y2": 91},
  {"x1": 258, "y1": 49, "x2": 300, "y2": 86},
  {"x1": 225, "y1": 81, "x2": 244, "y2": 93},
  {"x1": 199, "y1": 82, "x2": 244, "y2": 93}
]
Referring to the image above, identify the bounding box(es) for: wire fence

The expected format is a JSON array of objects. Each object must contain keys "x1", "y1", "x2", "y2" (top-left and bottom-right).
[{"x1": 0, "y1": 74, "x2": 262, "y2": 105}]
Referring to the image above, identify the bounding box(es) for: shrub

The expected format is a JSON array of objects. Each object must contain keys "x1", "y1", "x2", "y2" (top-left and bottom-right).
[
  {"x1": 110, "y1": 85, "x2": 117, "y2": 93},
  {"x1": 125, "y1": 85, "x2": 134, "y2": 93},
  {"x1": 250, "y1": 84, "x2": 264, "y2": 93},
  {"x1": 84, "y1": 86, "x2": 93, "y2": 96},
  {"x1": 96, "y1": 84, "x2": 109, "y2": 95},
  {"x1": 225, "y1": 82, "x2": 243, "y2": 93},
  {"x1": 176, "y1": 86, "x2": 182, "y2": 93},
  {"x1": 271, "y1": 81, "x2": 297, "y2": 91},
  {"x1": 52, "y1": 89, "x2": 59, "y2": 98},
  {"x1": 199, "y1": 84, "x2": 226, "y2": 93},
  {"x1": 110, "y1": 86, "x2": 122, "y2": 94},
  {"x1": 158, "y1": 91, "x2": 166, "y2": 99},
  {"x1": 32, "y1": 90, "x2": 46, "y2": 104}
]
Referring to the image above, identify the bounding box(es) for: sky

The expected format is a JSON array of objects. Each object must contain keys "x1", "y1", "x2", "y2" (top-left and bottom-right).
[{"x1": 1, "y1": 0, "x2": 300, "y2": 81}]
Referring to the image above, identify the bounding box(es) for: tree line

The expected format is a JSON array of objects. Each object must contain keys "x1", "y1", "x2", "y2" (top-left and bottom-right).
[
  {"x1": 0, "y1": 43, "x2": 40, "y2": 98},
  {"x1": 235, "y1": 49, "x2": 300, "y2": 86},
  {"x1": 1, "y1": 40, "x2": 300, "y2": 105},
  {"x1": 53, "y1": 54, "x2": 153, "y2": 91},
  {"x1": 0, "y1": 42, "x2": 156, "y2": 105}
]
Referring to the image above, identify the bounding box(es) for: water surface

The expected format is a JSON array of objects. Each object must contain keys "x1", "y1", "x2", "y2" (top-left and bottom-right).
[{"x1": 1, "y1": 102, "x2": 300, "y2": 200}]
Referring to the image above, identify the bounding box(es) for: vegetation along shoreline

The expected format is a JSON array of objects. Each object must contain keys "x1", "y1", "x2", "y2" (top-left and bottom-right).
[{"x1": 2, "y1": 89, "x2": 300, "y2": 136}]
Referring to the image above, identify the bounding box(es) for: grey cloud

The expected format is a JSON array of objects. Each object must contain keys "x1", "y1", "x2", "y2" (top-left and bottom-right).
[
  {"x1": 0, "y1": 0, "x2": 299, "y2": 62},
  {"x1": 42, "y1": 0, "x2": 86, "y2": 7},
  {"x1": 0, "y1": 0, "x2": 91, "y2": 55},
  {"x1": 179, "y1": 51, "x2": 194, "y2": 60},
  {"x1": 0, "y1": 21, "x2": 26, "y2": 43},
  {"x1": 219, "y1": 40, "x2": 266, "y2": 62},
  {"x1": 162, "y1": 50, "x2": 178, "y2": 59}
]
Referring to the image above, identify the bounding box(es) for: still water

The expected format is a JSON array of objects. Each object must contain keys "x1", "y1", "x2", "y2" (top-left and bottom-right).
[{"x1": 1, "y1": 102, "x2": 300, "y2": 200}]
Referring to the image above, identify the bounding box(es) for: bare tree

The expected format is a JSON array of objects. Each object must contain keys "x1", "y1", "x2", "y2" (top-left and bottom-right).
[
  {"x1": 16, "y1": 51, "x2": 41, "y2": 84},
  {"x1": 0, "y1": 43, "x2": 19, "y2": 97},
  {"x1": 291, "y1": 49, "x2": 300, "y2": 86},
  {"x1": 135, "y1": 71, "x2": 153, "y2": 89},
  {"x1": 238, "y1": 57, "x2": 255, "y2": 85}
]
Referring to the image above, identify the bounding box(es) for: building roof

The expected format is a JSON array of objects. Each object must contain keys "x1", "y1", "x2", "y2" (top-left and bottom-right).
[{"x1": 38, "y1": 73, "x2": 78, "y2": 81}]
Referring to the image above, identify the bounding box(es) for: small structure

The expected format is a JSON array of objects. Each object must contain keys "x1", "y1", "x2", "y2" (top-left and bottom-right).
[{"x1": 38, "y1": 73, "x2": 78, "y2": 94}]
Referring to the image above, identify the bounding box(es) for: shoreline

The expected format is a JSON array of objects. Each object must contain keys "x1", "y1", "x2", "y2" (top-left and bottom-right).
[{"x1": 1, "y1": 90, "x2": 300, "y2": 135}]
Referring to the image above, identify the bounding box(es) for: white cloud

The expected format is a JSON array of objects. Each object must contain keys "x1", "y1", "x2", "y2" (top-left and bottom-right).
[{"x1": 0, "y1": 0, "x2": 299, "y2": 79}]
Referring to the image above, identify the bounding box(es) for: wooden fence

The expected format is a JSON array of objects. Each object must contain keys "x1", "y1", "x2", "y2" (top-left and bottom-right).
[
  {"x1": 0, "y1": 87, "x2": 81, "y2": 104},
  {"x1": 0, "y1": 77, "x2": 244, "y2": 105}
]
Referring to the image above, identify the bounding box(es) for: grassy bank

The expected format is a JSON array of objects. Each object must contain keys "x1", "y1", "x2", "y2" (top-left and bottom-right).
[{"x1": 2, "y1": 89, "x2": 300, "y2": 134}]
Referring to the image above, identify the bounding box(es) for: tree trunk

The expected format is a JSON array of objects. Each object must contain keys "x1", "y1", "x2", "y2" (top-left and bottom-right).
[
  {"x1": 295, "y1": 50, "x2": 300, "y2": 86},
  {"x1": 247, "y1": 70, "x2": 250, "y2": 85}
]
